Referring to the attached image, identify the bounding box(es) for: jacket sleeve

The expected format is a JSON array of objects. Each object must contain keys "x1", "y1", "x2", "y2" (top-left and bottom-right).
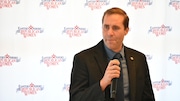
[{"x1": 69, "y1": 54, "x2": 105, "y2": 101}]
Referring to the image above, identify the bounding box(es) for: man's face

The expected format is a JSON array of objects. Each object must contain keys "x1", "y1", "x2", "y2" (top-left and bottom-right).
[{"x1": 102, "y1": 14, "x2": 129, "y2": 52}]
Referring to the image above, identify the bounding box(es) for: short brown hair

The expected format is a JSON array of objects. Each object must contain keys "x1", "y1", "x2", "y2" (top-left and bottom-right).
[{"x1": 102, "y1": 7, "x2": 129, "y2": 29}]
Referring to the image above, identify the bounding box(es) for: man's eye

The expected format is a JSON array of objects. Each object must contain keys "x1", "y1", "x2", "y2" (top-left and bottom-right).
[
  {"x1": 104, "y1": 25, "x2": 109, "y2": 30},
  {"x1": 112, "y1": 26, "x2": 120, "y2": 30}
]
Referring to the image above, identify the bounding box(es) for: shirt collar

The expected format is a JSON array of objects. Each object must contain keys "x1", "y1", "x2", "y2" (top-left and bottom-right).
[{"x1": 104, "y1": 43, "x2": 125, "y2": 60}]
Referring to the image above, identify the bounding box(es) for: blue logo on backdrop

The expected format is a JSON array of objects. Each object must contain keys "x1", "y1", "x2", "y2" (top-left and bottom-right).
[
  {"x1": 127, "y1": 0, "x2": 153, "y2": 9},
  {"x1": 84, "y1": 0, "x2": 110, "y2": 10},
  {"x1": 40, "y1": 0, "x2": 66, "y2": 9}
]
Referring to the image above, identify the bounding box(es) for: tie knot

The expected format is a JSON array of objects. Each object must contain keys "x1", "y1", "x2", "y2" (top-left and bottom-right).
[{"x1": 113, "y1": 53, "x2": 122, "y2": 60}]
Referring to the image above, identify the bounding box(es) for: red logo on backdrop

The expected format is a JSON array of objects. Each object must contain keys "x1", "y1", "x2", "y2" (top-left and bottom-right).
[
  {"x1": 40, "y1": 54, "x2": 66, "y2": 67},
  {"x1": 148, "y1": 24, "x2": 172, "y2": 36},
  {"x1": 16, "y1": 83, "x2": 44, "y2": 96},
  {"x1": 84, "y1": 0, "x2": 110, "y2": 10},
  {"x1": 168, "y1": 54, "x2": 180, "y2": 64},
  {"x1": 152, "y1": 79, "x2": 172, "y2": 91},
  {"x1": 0, "y1": 0, "x2": 20, "y2": 8},
  {"x1": 62, "y1": 84, "x2": 70, "y2": 91},
  {"x1": 0, "y1": 54, "x2": 21, "y2": 67},
  {"x1": 127, "y1": 0, "x2": 153, "y2": 9},
  {"x1": 40, "y1": 0, "x2": 66, "y2": 9},
  {"x1": 169, "y1": 0, "x2": 180, "y2": 10},
  {"x1": 62, "y1": 25, "x2": 88, "y2": 38},
  {"x1": 16, "y1": 25, "x2": 44, "y2": 38}
]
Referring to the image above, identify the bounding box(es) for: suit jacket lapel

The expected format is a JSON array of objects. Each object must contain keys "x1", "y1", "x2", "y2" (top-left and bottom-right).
[
  {"x1": 124, "y1": 47, "x2": 136, "y2": 101},
  {"x1": 93, "y1": 40, "x2": 109, "y2": 76}
]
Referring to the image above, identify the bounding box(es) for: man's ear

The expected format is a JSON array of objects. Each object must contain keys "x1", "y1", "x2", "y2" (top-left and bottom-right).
[{"x1": 125, "y1": 27, "x2": 129, "y2": 35}]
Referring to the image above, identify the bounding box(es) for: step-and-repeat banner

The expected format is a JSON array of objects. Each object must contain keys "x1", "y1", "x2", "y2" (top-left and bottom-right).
[{"x1": 0, "y1": 0, "x2": 180, "y2": 101}]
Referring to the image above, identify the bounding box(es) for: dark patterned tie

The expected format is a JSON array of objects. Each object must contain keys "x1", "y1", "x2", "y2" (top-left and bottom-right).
[{"x1": 113, "y1": 53, "x2": 124, "y2": 101}]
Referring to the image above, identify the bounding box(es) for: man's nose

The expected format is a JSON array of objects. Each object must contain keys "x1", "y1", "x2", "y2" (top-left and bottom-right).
[{"x1": 107, "y1": 28, "x2": 113, "y2": 35}]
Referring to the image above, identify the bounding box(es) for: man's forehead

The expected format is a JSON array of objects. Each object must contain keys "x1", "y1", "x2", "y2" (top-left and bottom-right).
[
  {"x1": 103, "y1": 14, "x2": 124, "y2": 23},
  {"x1": 103, "y1": 21, "x2": 122, "y2": 27}
]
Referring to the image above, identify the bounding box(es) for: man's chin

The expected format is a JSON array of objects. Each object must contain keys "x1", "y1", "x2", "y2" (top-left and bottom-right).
[
  {"x1": 107, "y1": 42, "x2": 116, "y2": 46},
  {"x1": 106, "y1": 44, "x2": 115, "y2": 50}
]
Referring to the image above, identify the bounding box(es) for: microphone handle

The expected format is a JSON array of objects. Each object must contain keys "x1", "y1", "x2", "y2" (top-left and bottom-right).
[{"x1": 110, "y1": 78, "x2": 118, "y2": 98}]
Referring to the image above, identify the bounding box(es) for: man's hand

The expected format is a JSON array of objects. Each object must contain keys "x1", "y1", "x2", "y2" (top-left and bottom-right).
[{"x1": 100, "y1": 59, "x2": 121, "y2": 91}]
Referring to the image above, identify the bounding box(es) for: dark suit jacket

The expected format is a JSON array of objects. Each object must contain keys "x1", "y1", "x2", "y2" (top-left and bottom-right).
[{"x1": 69, "y1": 40, "x2": 155, "y2": 101}]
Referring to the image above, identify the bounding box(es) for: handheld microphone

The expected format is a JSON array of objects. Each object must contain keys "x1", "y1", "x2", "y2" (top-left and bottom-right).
[
  {"x1": 110, "y1": 77, "x2": 118, "y2": 98},
  {"x1": 110, "y1": 53, "x2": 122, "y2": 99}
]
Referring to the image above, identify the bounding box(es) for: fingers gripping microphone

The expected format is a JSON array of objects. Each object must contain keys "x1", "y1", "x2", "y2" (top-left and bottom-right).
[{"x1": 110, "y1": 53, "x2": 122, "y2": 99}]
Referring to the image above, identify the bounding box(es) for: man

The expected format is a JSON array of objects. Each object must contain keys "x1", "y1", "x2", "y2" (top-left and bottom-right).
[{"x1": 69, "y1": 7, "x2": 155, "y2": 101}]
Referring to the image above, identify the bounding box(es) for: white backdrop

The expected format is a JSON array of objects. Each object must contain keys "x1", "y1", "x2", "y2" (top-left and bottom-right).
[{"x1": 0, "y1": 0, "x2": 180, "y2": 101}]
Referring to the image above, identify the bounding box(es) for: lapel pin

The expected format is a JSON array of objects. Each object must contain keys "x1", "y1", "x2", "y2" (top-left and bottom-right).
[{"x1": 130, "y1": 57, "x2": 134, "y2": 61}]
